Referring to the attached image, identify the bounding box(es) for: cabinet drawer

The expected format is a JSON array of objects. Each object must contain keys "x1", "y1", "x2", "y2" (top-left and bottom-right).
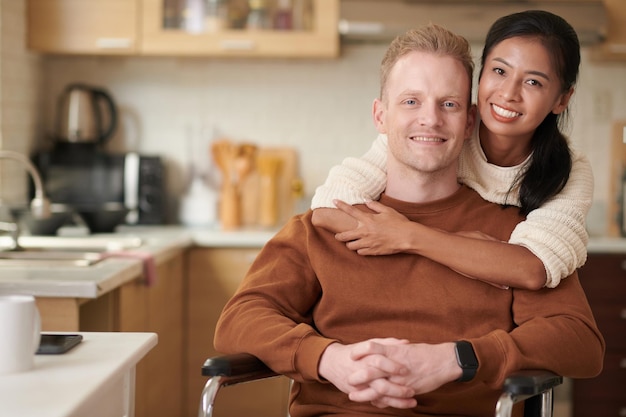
[
  {"x1": 591, "y1": 303, "x2": 626, "y2": 349},
  {"x1": 573, "y1": 401, "x2": 626, "y2": 417},
  {"x1": 579, "y1": 254, "x2": 626, "y2": 302},
  {"x1": 573, "y1": 352, "x2": 626, "y2": 401}
]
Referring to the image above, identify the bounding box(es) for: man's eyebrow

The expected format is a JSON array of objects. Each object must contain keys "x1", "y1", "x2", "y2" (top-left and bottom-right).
[{"x1": 493, "y1": 57, "x2": 550, "y2": 81}]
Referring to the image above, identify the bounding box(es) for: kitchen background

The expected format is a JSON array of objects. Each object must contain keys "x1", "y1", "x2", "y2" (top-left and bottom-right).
[{"x1": 1, "y1": 0, "x2": 626, "y2": 235}]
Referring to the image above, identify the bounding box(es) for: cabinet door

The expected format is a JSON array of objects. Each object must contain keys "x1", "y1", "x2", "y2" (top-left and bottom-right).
[
  {"x1": 141, "y1": 0, "x2": 339, "y2": 57},
  {"x1": 186, "y1": 247, "x2": 290, "y2": 417},
  {"x1": 27, "y1": 0, "x2": 138, "y2": 54},
  {"x1": 118, "y1": 253, "x2": 186, "y2": 417}
]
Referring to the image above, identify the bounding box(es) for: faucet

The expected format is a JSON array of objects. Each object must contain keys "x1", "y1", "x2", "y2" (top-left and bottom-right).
[{"x1": 0, "y1": 150, "x2": 51, "y2": 249}]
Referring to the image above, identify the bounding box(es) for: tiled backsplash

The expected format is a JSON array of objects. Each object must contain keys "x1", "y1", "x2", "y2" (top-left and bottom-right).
[{"x1": 2, "y1": 0, "x2": 626, "y2": 232}]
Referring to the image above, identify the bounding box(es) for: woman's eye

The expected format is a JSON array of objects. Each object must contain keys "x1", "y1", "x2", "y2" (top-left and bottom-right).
[
  {"x1": 493, "y1": 67, "x2": 505, "y2": 76},
  {"x1": 526, "y1": 79, "x2": 542, "y2": 87}
]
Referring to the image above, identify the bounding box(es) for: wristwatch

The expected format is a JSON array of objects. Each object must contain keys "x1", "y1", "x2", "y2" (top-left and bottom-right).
[{"x1": 454, "y1": 341, "x2": 478, "y2": 382}]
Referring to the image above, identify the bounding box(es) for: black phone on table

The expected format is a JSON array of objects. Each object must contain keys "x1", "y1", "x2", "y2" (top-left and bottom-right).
[{"x1": 36, "y1": 333, "x2": 83, "y2": 354}]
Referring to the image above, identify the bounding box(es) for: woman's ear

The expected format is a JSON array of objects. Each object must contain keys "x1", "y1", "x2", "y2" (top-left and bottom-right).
[
  {"x1": 552, "y1": 87, "x2": 574, "y2": 115},
  {"x1": 372, "y1": 98, "x2": 387, "y2": 134}
]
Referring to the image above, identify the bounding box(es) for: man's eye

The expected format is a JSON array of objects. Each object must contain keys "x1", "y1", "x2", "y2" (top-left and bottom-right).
[
  {"x1": 405, "y1": 99, "x2": 417, "y2": 105},
  {"x1": 443, "y1": 102, "x2": 457, "y2": 108}
]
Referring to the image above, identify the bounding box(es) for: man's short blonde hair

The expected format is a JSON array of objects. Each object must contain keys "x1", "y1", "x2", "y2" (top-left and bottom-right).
[{"x1": 380, "y1": 24, "x2": 474, "y2": 104}]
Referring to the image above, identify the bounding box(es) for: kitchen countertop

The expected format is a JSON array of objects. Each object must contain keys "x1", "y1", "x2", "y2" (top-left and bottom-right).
[
  {"x1": 0, "y1": 332, "x2": 157, "y2": 417},
  {"x1": 0, "y1": 225, "x2": 625, "y2": 299}
]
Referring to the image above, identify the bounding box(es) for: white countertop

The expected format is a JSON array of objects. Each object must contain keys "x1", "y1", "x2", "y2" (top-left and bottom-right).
[
  {"x1": 0, "y1": 332, "x2": 157, "y2": 417},
  {"x1": 1, "y1": 225, "x2": 624, "y2": 299}
]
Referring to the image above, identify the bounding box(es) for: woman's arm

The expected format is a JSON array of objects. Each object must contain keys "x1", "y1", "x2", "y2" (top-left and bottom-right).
[
  {"x1": 333, "y1": 200, "x2": 547, "y2": 290},
  {"x1": 507, "y1": 151, "x2": 593, "y2": 288}
]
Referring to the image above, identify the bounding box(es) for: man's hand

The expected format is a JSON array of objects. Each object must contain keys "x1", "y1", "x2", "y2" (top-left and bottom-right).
[
  {"x1": 348, "y1": 341, "x2": 462, "y2": 407},
  {"x1": 334, "y1": 200, "x2": 414, "y2": 255},
  {"x1": 318, "y1": 338, "x2": 418, "y2": 409}
]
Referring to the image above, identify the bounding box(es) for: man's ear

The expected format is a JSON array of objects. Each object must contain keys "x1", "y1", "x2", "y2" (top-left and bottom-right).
[
  {"x1": 372, "y1": 98, "x2": 387, "y2": 134},
  {"x1": 552, "y1": 87, "x2": 574, "y2": 115},
  {"x1": 465, "y1": 104, "x2": 477, "y2": 139}
]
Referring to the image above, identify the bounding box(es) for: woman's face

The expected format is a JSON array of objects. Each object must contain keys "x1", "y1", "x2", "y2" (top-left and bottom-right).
[{"x1": 478, "y1": 36, "x2": 572, "y2": 142}]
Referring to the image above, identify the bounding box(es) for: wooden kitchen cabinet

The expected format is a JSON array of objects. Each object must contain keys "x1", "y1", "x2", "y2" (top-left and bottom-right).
[
  {"x1": 141, "y1": 0, "x2": 339, "y2": 57},
  {"x1": 27, "y1": 0, "x2": 339, "y2": 58},
  {"x1": 591, "y1": 0, "x2": 626, "y2": 60},
  {"x1": 36, "y1": 250, "x2": 187, "y2": 417},
  {"x1": 27, "y1": 0, "x2": 138, "y2": 55},
  {"x1": 185, "y1": 247, "x2": 291, "y2": 417},
  {"x1": 574, "y1": 254, "x2": 626, "y2": 417}
]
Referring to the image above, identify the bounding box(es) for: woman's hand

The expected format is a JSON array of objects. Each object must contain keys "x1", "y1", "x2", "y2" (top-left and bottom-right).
[{"x1": 333, "y1": 199, "x2": 414, "y2": 255}]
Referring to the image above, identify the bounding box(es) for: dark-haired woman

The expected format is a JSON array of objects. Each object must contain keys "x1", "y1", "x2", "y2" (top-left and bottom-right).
[{"x1": 311, "y1": 10, "x2": 592, "y2": 290}]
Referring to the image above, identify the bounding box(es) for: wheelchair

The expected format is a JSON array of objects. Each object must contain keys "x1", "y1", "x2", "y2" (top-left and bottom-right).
[{"x1": 198, "y1": 353, "x2": 562, "y2": 417}]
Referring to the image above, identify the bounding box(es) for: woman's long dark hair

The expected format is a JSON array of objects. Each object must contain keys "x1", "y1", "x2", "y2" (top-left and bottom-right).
[{"x1": 479, "y1": 10, "x2": 580, "y2": 215}]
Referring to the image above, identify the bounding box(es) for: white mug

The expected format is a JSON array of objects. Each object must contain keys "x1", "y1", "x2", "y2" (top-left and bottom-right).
[{"x1": 0, "y1": 294, "x2": 41, "y2": 375}]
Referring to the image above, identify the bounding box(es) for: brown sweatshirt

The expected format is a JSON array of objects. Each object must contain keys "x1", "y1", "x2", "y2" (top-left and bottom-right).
[{"x1": 214, "y1": 186, "x2": 604, "y2": 417}]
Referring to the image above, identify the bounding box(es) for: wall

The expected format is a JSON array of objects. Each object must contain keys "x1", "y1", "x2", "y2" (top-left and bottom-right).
[
  {"x1": 0, "y1": 0, "x2": 42, "y2": 204},
  {"x1": 2, "y1": 0, "x2": 626, "y2": 234}
]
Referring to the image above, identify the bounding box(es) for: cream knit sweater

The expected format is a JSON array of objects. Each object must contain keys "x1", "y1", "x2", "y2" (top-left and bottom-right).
[{"x1": 311, "y1": 130, "x2": 594, "y2": 288}]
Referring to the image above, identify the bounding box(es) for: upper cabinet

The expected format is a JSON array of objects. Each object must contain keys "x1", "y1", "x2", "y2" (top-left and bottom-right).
[
  {"x1": 26, "y1": 0, "x2": 340, "y2": 58},
  {"x1": 27, "y1": 0, "x2": 139, "y2": 55},
  {"x1": 592, "y1": 0, "x2": 626, "y2": 60}
]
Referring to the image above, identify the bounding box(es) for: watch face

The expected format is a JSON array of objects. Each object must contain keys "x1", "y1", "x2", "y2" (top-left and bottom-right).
[
  {"x1": 455, "y1": 341, "x2": 478, "y2": 382},
  {"x1": 456, "y1": 341, "x2": 478, "y2": 367}
]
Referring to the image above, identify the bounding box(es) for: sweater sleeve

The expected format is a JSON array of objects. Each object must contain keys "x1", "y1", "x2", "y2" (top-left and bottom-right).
[
  {"x1": 508, "y1": 151, "x2": 593, "y2": 288},
  {"x1": 310, "y1": 134, "x2": 388, "y2": 208},
  {"x1": 470, "y1": 272, "x2": 604, "y2": 388},
  {"x1": 214, "y1": 214, "x2": 337, "y2": 382}
]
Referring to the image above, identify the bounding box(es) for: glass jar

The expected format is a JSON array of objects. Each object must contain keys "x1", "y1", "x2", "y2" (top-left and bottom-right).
[
  {"x1": 205, "y1": 0, "x2": 229, "y2": 32},
  {"x1": 246, "y1": 0, "x2": 271, "y2": 30}
]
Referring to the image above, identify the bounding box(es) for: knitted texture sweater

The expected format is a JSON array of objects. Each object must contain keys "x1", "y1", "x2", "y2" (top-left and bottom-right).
[
  {"x1": 215, "y1": 188, "x2": 604, "y2": 417},
  {"x1": 311, "y1": 130, "x2": 594, "y2": 288}
]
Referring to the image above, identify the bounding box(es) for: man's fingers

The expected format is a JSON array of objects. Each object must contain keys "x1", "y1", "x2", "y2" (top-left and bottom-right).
[{"x1": 350, "y1": 338, "x2": 408, "y2": 360}]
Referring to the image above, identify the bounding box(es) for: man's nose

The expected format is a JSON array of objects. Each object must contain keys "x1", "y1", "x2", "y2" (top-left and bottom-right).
[{"x1": 417, "y1": 103, "x2": 443, "y2": 126}]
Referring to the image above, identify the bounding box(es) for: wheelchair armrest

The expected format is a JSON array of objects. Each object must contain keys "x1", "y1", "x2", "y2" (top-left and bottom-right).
[
  {"x1": 199, "y1": 354, "x2": 281, "y2": 417},
  {"x1": 202, "y1": 353, "x2": 279, "y2": 386},
  {"x1": 502, "y1": 370, "x2": 563, "y2": 396},
  {"x1": 496, "y1": 371, "x2": 562, "y2": 417}
]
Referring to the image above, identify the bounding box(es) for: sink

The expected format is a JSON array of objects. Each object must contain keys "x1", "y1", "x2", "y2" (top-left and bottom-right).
[
  {"x1": 0, "y1": 235, "x2": 144, "y2": 267},
  {"x1": 0, "y1": 250, "x2": 103, "y2": 267},
  {"x1": 0, "y1": 235, "x2": 143, "y2": 252}
]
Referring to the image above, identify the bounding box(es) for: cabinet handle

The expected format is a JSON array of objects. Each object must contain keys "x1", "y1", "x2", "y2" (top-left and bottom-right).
[
  {"x1": 620, "y1": 260, "x2": 626, "y2": 271},
  {"x1": 621, "y1": 358, "x2": 626, "y2": 369},
  {"x1": 620, "y1": 407, "x2": 626, "y2": 417},
  {"x1": 96, "y1": 38, "x2": 133, "y2": 49},
  {"x1": 219, "y1": 39, "x2": 256, "y2": 50},
  {"x1": 621, "y1": 309, "x2": 626, "y2": 320}
]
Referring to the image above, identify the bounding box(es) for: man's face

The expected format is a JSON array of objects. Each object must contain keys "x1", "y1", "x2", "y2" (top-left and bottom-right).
[{"x1": 373, "y1": 51, "x2": 474, "y2": 177}]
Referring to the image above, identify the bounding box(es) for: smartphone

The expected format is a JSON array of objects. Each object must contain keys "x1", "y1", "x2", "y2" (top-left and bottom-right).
[{"x1": 36, "y1": 333, "x2": 83, "y2": 354}]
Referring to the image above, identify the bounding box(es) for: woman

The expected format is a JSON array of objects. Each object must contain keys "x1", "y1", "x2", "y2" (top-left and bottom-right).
[{"x1": 311, "y1": 10, "x2": 593, "y2": 290}]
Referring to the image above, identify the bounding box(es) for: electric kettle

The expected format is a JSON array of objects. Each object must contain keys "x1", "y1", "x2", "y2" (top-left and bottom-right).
[{"x1": 56, "y1": 83, "x2": 118, "y2": 145}]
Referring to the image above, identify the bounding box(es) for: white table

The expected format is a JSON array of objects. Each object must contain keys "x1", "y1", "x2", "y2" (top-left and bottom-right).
[{"x1": 0, "y1": 332, "x2": 157, "y2": 417}]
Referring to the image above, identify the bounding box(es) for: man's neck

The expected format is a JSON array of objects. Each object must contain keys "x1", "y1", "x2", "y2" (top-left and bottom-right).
[{"x1": 385, "y1": 166, "x2": 461, "y2": 204}]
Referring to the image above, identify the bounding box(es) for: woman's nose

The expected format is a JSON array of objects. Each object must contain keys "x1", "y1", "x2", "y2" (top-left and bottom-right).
[{"x1": 500, "y1": 78, "x2": 521, "y2": 101}]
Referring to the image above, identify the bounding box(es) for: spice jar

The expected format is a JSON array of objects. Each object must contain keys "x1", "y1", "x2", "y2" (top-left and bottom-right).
[
  {"x1": 205, "y1": 0, "x2": 228, "y2": 32},
  {"x1": 246, "y1": 0, "x2": 271, "y2": 30}
]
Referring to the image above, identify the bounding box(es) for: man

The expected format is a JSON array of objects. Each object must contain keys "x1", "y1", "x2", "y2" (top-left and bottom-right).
[{"x1": 214, "y1": 25, "x2": 604, "y2": 416}]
